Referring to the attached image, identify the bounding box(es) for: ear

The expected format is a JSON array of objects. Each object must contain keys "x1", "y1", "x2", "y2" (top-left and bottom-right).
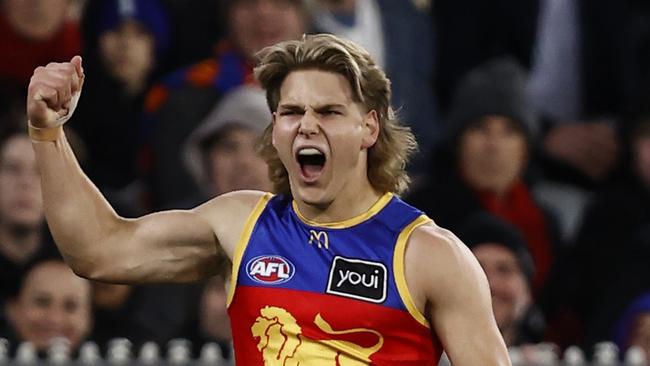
[{"x1": 361, "y1": 110, "x2": 379, "y2": 149}]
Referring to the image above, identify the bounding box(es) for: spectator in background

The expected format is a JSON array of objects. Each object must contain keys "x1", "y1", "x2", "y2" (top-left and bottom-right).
[
  {"x1": 141, "y1": 0, "x2": 308, "y2": 209},
  {"x1": 457, "y1": 213, "x2": 544, "y2": 347},
  {"x1": 311, "y1": 0, "x2": 438, "y2": 175},
  {"x1": 614, "y1": 292, "x2": 650, "y2": 359},
  {"x1": 434, "y1": 0, "x2": 650, "y2": 242},
  {"x1": 407, "y1": 57, "x2": 560, "y2": 293},
  {"x1": 0, "y1": 0, "x2": 80, "y2": 122},
  {"x1": 89, "y1": 280, "x2": 202, "y2": 351},
  {"x1": 556, "y1": 94, "x2": 650, "y2": 348},
  {"x1": 2, "y1": 260, "x2": 92, "y2": 354},
  {"x1": 310, "y1": 0, "x2": 385, "y2": 67},
  {"x1": 184, "y1": 273, "x2": 232, "y2": 361},
  {"x1": 0, "y1": 0, "x2": 80, "y2": 88},
  {"x1": 68, "y1": 0, "x2": 171, "y2": 212},
  {"x1": 183, "y1": 85, "x2": 272, "y2": 205},
  {"x1": 161, "y1": 0, "x2": 225, "y2": 69},
  {"x1": 0, "y1": 128, "x2": 58, "y2": 310},
  {"x1": 89, "y1": 283, "x2": 137, "y2": 349}
]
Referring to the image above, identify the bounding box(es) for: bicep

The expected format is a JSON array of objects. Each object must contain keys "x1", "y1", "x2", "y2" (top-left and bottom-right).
[
  {"x1": 430, "y1": 256, "x2": 507, "y2": 365},
  {"x1": 98, "y1": 209, "x2": 222, "y2": 283},
  {"x1": 93, "y1": 190, "x2": 266, "y2": 285},
  {"x1": 407, "y1": 227, "x2": 510, "y2": 366}
]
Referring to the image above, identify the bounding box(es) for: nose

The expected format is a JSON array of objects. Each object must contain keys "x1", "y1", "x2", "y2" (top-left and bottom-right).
[
  {"x1": 298, "y1": 110, "x2": 319, "y2": 137},
  {"x1": 41, "y1": 306, "x2": 67, "y2": 335}
]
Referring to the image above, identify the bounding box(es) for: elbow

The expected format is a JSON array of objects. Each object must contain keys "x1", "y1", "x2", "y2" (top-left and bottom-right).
[
  {"x1": 61, "y1": 253, "x2": 109, "y2": 281},
  {"x1": 58, "y1": 245, "x2": 123, "y2": 282}
]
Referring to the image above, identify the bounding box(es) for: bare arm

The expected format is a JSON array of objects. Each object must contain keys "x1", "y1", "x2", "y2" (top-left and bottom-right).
[
  {"x1": 405, "y1": 223, "x2": 511, "y2": 366},
  {"x1": 27, "y1": 57, "x2": 260, "y2": 283}
]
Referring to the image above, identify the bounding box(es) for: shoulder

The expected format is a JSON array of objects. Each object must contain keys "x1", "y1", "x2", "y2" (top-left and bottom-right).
[
  {"x1": 404, "y1": 221, "x2": 488, "y2": 305},
  {"x1": 194, "y1": 190, "x2": 272, "y2": 220},
  {"x1": 193, "y1": 190, "x2": 273, "y2": 257},
  {"x1": 407, "y1": 221, "x2": 474, "y2": 266}
]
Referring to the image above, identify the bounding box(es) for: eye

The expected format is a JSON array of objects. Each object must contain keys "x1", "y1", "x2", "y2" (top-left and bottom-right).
[
  {"x1": 64, "y1": 299, "x2": 80, "y2": 313},
  {"x1": 32, "y1": 295, "x2": 52, "y2": 309},
  {"x1": 321, "y1": 110, "x2": 341, "y2": 116}
]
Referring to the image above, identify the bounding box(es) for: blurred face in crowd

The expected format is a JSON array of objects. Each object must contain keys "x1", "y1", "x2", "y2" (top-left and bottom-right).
[
  {"x1": 200, "y1": 275, "x2": 231, "y2": 342},
  {"x1": 207, "y1": 125, "x2": 272, "y2": 195},
  {"x1": 472, "y1": 243, "x2": 531, "y2": 345},
  {"x1": 7, "y1": 261, "x2": 92, "y2": 351},
  {"x1": 459, "y1": 116, "x2": 528, "y2": 197},
  {"x1": 0, "y1": 134, "x2": 43, "y2": 228},
  {"x1": 3, "y1": 0, "x2": 69, "y2": 40},
  {"x1": 629, "y1": 313, "x2": 650, "y2": 358},
  {"x1": 229, "y1": 0, "x2": 305, "y2": 59},
  {"x1": 633, "y1": 125, "x2": 650, "y2": 191},
  {"x1": 99, "y1": 20, "x2": 155, "y2": 92}
]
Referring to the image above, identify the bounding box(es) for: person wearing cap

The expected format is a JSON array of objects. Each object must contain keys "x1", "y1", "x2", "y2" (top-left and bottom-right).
[
  {"x1": 183, "y1": 85, "x2": 273, "y2": 203},
  {"x1": 140, "y1": 0, "x2": 308, "y2": 209},
  {"x1": 407, "y1": 56, "x2": 560, "y2": 293},
  {"x1": 458, "y1": 212, "x2": 544, "y2": 347}
]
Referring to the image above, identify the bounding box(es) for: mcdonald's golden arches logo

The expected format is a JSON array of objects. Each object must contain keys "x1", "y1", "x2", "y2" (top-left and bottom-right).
[{"x1": 308, "y1": 230, "x2": 329, "y2": 250}]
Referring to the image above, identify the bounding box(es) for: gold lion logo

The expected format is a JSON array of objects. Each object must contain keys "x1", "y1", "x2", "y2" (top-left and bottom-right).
[{"x1": 251, "y1": 306, "x2": 384, "y2": 365}]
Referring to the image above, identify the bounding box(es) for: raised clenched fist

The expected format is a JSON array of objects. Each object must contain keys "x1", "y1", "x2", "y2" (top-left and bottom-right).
[{"x1": 27, "y1": 56, "x2": 84, "y2": 129}]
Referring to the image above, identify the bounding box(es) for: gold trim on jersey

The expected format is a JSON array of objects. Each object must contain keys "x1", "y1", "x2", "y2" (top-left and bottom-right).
[
  {"x1": 393, "y1": 214, "x2": 432, "y2": 328},
  {"x1": 226, "y1": 193, "x2": 274, "y2": 308},
  {"x1": 292, "y1": 192, "x2": 393, "y2": 229}
]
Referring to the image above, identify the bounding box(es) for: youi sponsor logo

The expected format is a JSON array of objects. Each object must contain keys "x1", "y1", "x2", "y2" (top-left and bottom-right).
[
  {"x1": 246, "y1": 255, "x2": 295, "y2": 285},
  {"x1": 327, "y1": 256, "x2": 387, "y2": 303}
]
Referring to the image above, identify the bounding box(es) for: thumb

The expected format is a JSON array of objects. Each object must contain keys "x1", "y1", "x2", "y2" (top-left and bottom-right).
[{"x1": 70, "y1": 55, "x2": 84, "y2": 78}]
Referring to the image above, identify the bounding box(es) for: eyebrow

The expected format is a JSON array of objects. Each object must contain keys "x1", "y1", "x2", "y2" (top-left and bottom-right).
[{"x1": 277, "y1": 103, "x2": 347, "y2": 110}]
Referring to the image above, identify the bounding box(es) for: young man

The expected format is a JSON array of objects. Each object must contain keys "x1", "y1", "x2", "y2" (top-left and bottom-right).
[
  {"x1": 26, "y1": 34, "x2": 510, "y2": 365},
  {"x1": 4, "y1": 259, "x2": 92, "y2": 353}
]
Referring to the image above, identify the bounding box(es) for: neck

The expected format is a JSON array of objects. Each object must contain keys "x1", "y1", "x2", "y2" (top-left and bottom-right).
[
  {"x1": 295, "y1": 178, "x2": 382, "y2": 224},
  {"x1": 0, "y1": 223, "x2": 41, "y2": 264}
]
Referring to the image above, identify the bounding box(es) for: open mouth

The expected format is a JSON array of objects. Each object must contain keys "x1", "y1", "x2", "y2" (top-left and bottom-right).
[{"x1": 296, "y1": 147, "x2": 326, "y2": 182}]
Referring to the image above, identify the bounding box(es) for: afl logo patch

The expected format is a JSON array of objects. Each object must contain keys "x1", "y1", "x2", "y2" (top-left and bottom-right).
[{"x1": 246, "y1": 255, "x2": 295, "y2": 285}]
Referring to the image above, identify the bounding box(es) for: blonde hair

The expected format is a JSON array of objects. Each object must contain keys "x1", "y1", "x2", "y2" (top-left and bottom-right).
[{"x1": 255, "y1": 34, "x2": 417, "y2": 195}]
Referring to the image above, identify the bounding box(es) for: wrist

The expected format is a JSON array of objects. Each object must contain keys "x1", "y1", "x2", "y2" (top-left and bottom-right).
[{"x1": 28, "y1": 122, "x2": 63, "y2": 142}]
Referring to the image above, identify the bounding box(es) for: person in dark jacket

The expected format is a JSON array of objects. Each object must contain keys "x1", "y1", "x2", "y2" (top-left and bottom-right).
[{"x1": 408, "y1": 57, "x2": 560, "y2": 294}]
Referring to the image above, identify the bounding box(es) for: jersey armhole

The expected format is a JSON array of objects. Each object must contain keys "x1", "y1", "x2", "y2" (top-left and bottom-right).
[
  {"x1": 226, "y1": 192, "x2": 273, "y2": 308},
  {"x1": 393, "y1": 214, "x2": 432, "y2": 328}
]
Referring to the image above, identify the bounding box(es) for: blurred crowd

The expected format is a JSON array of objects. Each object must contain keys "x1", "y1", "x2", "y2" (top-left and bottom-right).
[{"x1": 1, "y1": 0, "x2": 650, "y2": 362}]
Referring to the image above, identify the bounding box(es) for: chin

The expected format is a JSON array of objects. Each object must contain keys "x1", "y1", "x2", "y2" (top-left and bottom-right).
[{"x1": 291, "y1": 184, "x2": 332, "y2": 207}]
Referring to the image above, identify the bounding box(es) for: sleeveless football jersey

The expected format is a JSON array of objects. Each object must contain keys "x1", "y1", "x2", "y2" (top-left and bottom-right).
[{"x1": 227, "y1": 192, "x2": 443, "y2": 365}]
